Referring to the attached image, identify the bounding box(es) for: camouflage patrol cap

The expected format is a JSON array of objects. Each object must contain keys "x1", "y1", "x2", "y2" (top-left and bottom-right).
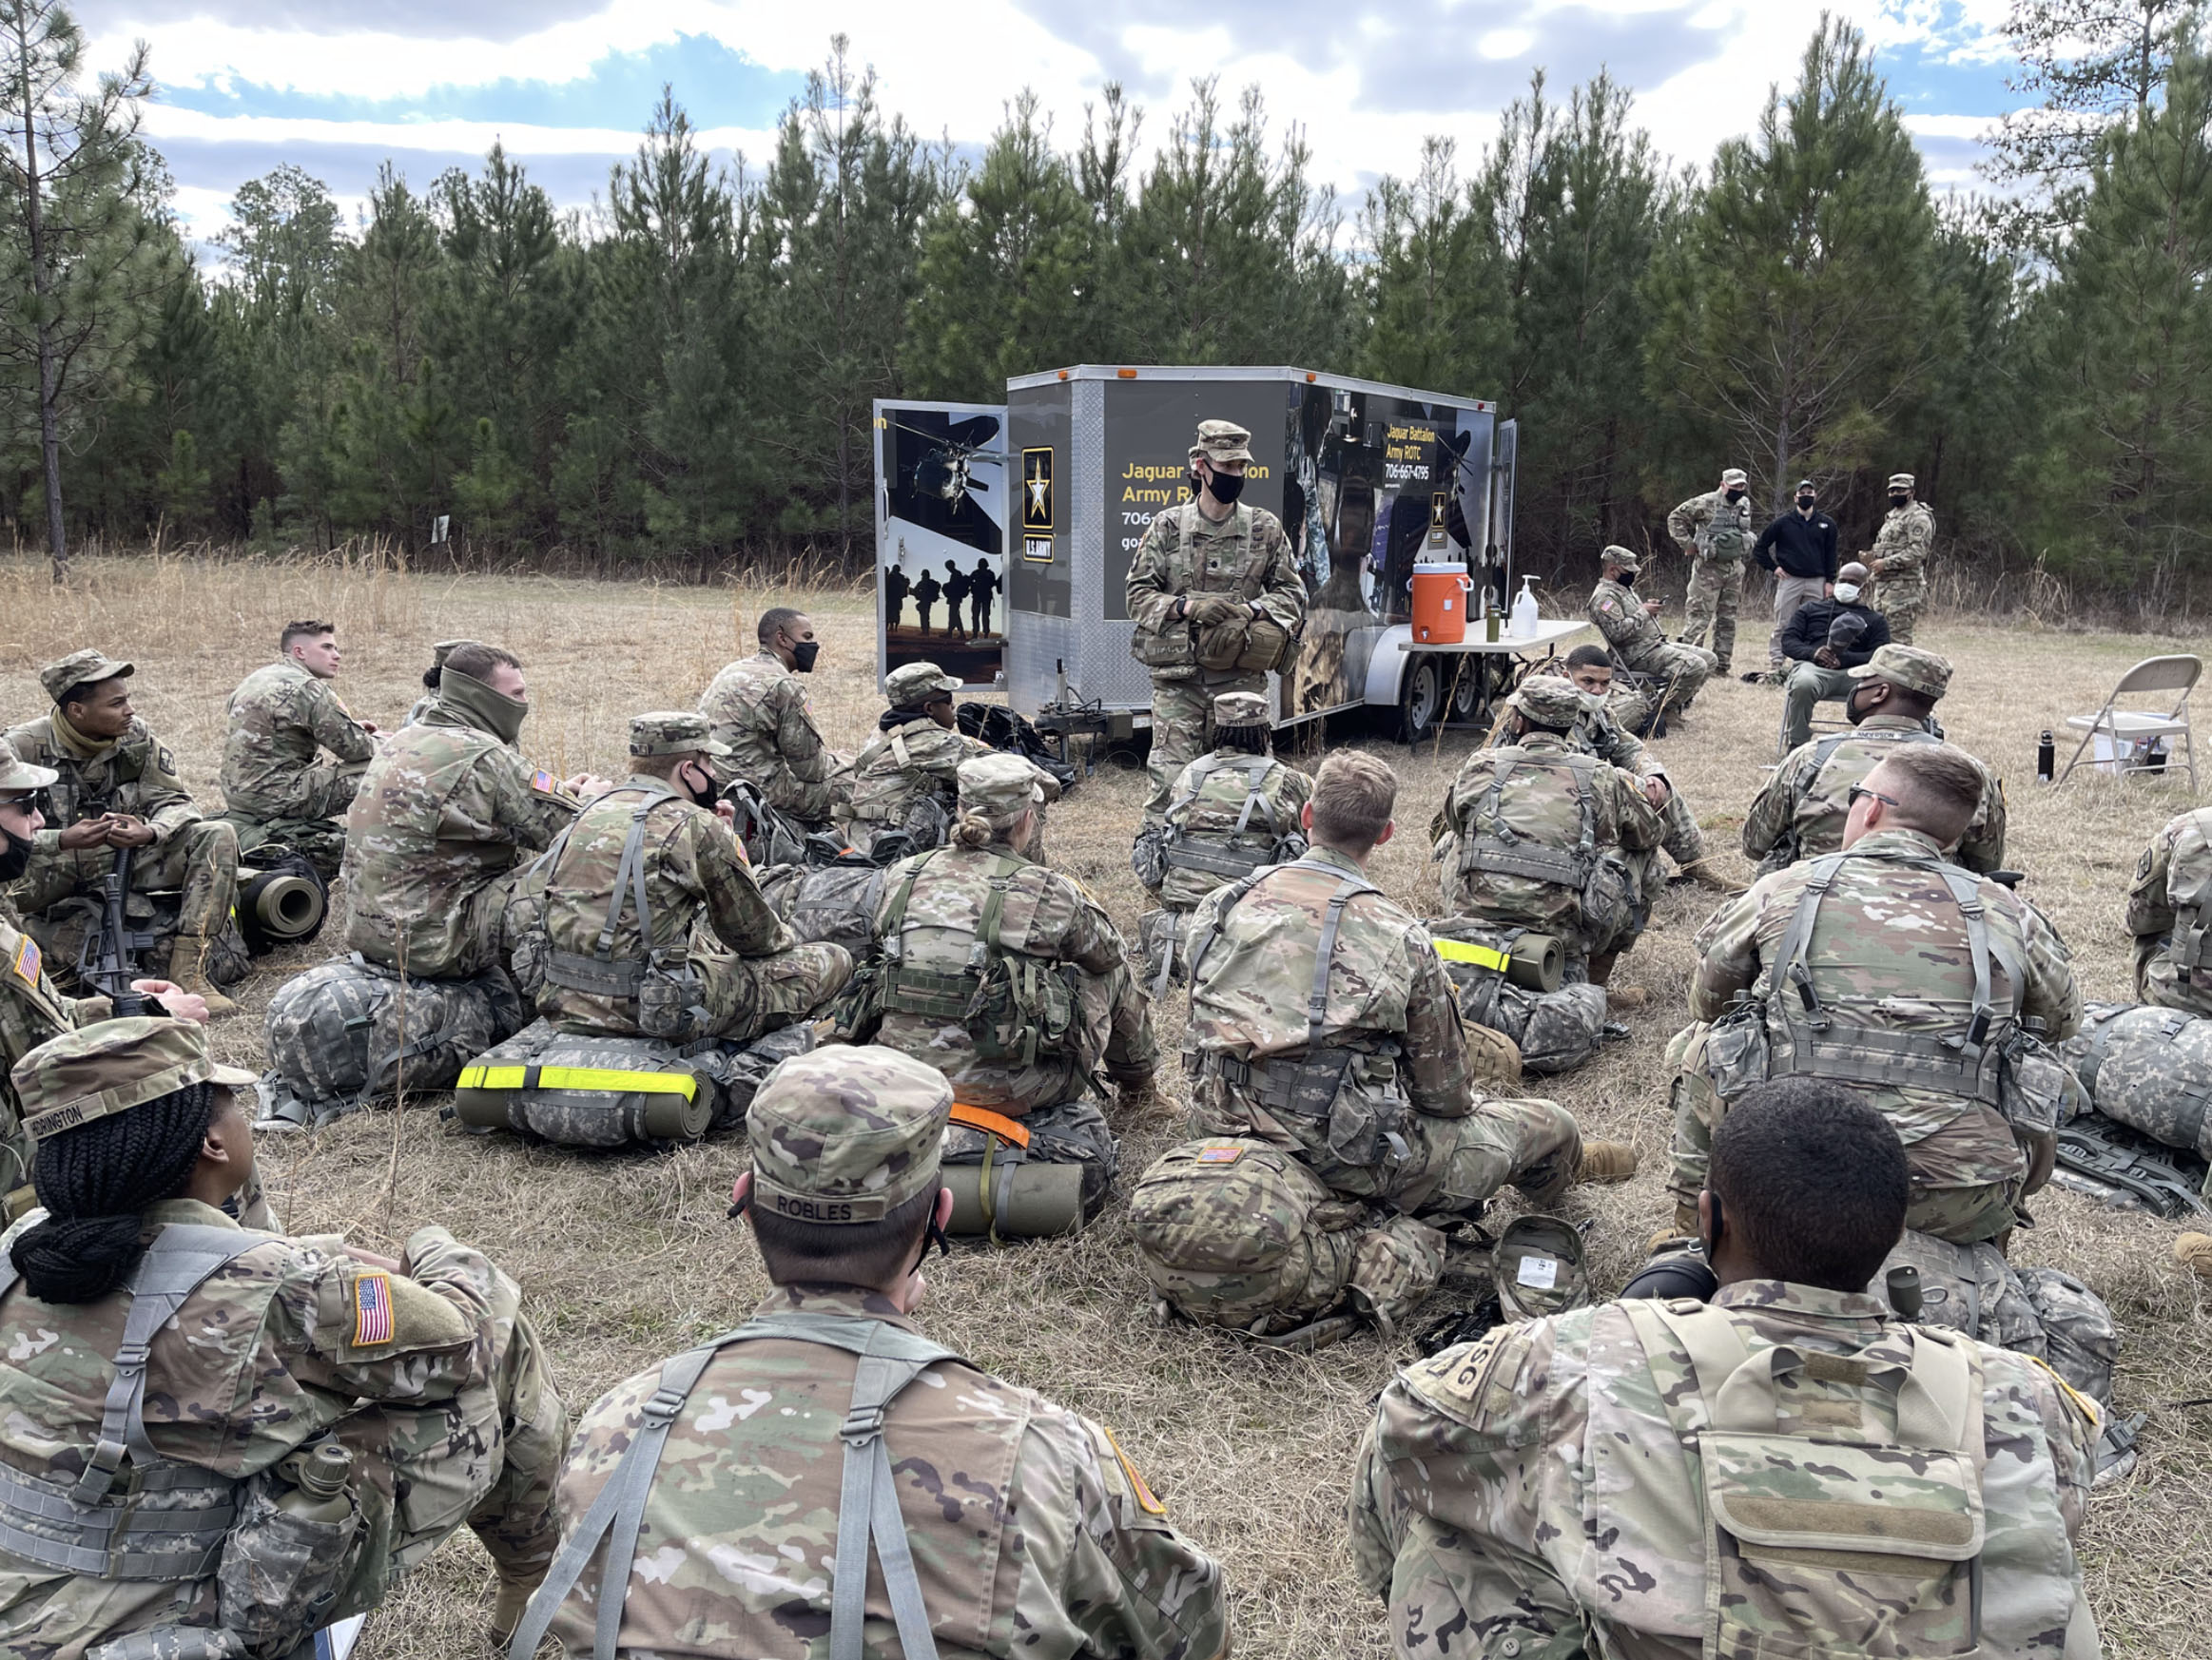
[
  {"x1": 747, "y1": 1046, "x2": 951, "y2": 1225},
  {"x1": 13, "y1": 1016, "x2": 257, "y2": 1146},
  {"x1": 1212, "y1": 690, "x2": 1268, "y2": 726},
  {"x1": 1888, "y1": 473, "x2": 1915, "y2": 490},
  {"x1": 430, "y1": 640, "x2": 475, "y2": 667},
  {"x1": 959, "y1": 753, "x2": 1046, "y2": 819},
  {"x1": 1719, "y1": 468, "x2": 1749, "y2": 487},
  {"x1": 1601, "y1": 544, "x2": 1640, "y2": 573},
  {"x1": 1194, "y1": 419, "x2": 1254, "y2": 464},
  {"x1": 1507, "y1": 675, "x2": 1587, "y2": 731},
  {"x1": 629, "y1": 710, "x2": 730, "y2": 758},
  {"x1": 39, "y1": 648, "x2": 133, "y2": 705},
  {"x1": 884, "y1": 661, "x2": 962, "y2": 706},
  {"x1": 0, "y1": 735, "x2": 57, "y2": 796},
  {"x1": 1848, "y1": 643, "x2": 1951, "y2": 700}
]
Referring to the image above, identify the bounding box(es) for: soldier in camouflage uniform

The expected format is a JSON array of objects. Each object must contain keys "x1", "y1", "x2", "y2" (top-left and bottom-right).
[
  {"x1": 1183, "y1": 751, "x2": 1622, "y2": 1235},
  {"x1": 1127, "y1": 419, "x2": 1308, "y2": 819},
  {"x1": 1353, "y1": 1082, "x2": 2101, "y2": 1660},
  {"x1": 1586, "y1": 546, "x2": 1714, "y2": 717},
  {"x1": 218, "y1": 619, "x2": 378, "y2": 878},
  {"x1": 698, "y1": 607, "x2": 849, "y2": 828},
  {"x1": 834, "y1": 660, "x2": 997, "y2": 852},
  {"x1": 0, "y1": 738, "x2": 215, "y2": 1219},
  {"x1": 1742, "y1": 644, "x2": 2006, "y2": 875},
  {"x1": 514, "y1": 1045, "x2": 1229, "y2": 1660},
  {"x1": 1864, "y1": 471, "x2": 1935, "y2": 645},
  {"x1": 4, "y1": 650, "x2": 242, "y2": 1016},
  {"x1": 342, "y1": 642, "x2": 592, "y2": 987},
  {"x1": 1436, "y1": 677, "x2": 1664, "y2": 991},
  {"x1": 0, "y1": 1016, "x2": 566, "y2": 1656},
  {"x1": 535, "y1": 712, "x2": 851, "y2": 1042},
  {"x1": 1667, "y1": 466, "x2": 1756, "y2": 673},
  {"x1": 1676, "y1": 743, "x2": 2080, "y2": 1246},
  {"x1": 853, "y1": 754, "x2": 1158, "y2": 1116},
  {"x1": 1554, "y1": 647, "x2": 1734, "y2": 892},
  {"x1": 2124, "y1": 802, "x2": 2212, "y2": 1015}
]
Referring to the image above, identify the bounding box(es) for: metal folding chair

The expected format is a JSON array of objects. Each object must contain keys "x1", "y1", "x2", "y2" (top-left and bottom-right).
[{"x1": 2055, "y1": 654, "x2": 2201, "y2": 790}]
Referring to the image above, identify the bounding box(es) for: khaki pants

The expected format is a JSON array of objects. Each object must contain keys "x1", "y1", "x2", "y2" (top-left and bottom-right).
[{"x1": 1767, "y1": 573, "x2": 1828, "y2": 669}]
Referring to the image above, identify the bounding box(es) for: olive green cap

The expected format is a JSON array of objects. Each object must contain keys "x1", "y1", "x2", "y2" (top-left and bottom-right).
[
  {"x1": 629, "y1": 710, "x2": 730, "y2": 757},
  {"x1": 14, "y1": 1016, "x2": 257, "y2": 1145},
  {"x1": 747, "y1": 1046, "x2": 951, "y2": 1225},
  {"x1": 40, "y1": 649, "x2": 133, "y2": 705}
]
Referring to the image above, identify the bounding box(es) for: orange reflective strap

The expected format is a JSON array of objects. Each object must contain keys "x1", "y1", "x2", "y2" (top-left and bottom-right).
[{"x1": 948, "y1": 1102, "x2": 1031, "y2": 1147}]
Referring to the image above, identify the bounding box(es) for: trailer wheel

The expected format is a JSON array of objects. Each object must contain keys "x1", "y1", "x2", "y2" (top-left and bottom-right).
[
  {"x1": 1446, "y1": 656, "x2": 1484, "y2": 724},
  {"x1": 1398, "y1": 655, "x2": 1443, "y2": 743}
]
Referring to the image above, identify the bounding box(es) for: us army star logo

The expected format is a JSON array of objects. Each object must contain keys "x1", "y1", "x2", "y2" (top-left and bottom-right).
[{"x1": 1022, "y1": 447, "x2": 1054, "y2": 531}]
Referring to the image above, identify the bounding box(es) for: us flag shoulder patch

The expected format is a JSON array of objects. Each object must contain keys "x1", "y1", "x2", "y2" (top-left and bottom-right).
[
  {"x1": 352, "y1": 1271, "x2": 395, "y2": 1345},
  {"x1": 531, "y1": 768, "x2": 558, "y2": 795},
  {"x1": 10, "y1": 934, "x2": 40, "y2": 987}
]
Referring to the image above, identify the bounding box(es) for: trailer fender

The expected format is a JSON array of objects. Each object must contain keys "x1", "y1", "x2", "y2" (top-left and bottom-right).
[{"x1": 1363, "y1": 625, "x2": 1417, "y2": 707}]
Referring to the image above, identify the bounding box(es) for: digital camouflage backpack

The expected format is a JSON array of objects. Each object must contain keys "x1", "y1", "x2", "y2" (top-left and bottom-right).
[{"x1": 259, "y1": 955, "x2": 520, "y2": 1128}]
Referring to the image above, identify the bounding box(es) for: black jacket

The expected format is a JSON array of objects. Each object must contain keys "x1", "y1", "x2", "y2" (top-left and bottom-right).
[
  {"x1": 1781, "y1": 598, "x2": 1889, "y2": 667},
  {"x1": 1753, "y1": 508, "x2": 1839, "y2": 580}
]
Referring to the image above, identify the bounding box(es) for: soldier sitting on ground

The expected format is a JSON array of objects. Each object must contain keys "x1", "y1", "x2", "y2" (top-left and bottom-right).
[
  {"x1": 834, "y1": 661, "x2": 997, "y2": 855},
  {"x1": 4, "y1": 649, "x2": 242, "y2": 1016},
  {"x1": 508, "y1": 1045, "x2": 1230, "y2": 1660},
  {"x1": 402, "y1": 639, "x2": 473, "y2": 728},
  {"x1": 2125, "y1": 801, "x2": 2212, "y2": 1017},
  {"x1": 534, "y1": 712, "x2": 851, "y2": 1043},
  {"x1": 1436, "y1": 677, "x2": 1664, "y2": 998},
  {"x1": 1676, "y1": 743, "x2": 2078, "y2": 1249},
  {"x1": 1352, "y1": 1079, "x2": 2103, "y2": 1660},
  {"x1": 698, "y1": 607, "x2": 850, "y2": 830},
  {"x1": 1586, "y1": 545, "x2": 1714, "y2": 720},
  {"x1": 1554, "y1": 647, "x2": 1733, "y2": 893},
  {"x1": 218, "y1": 618, "x2": 379, "y2": 878},
  {"x1": 0, "y1": 1016, "x2": 566, "y2": 1654},
  {"x1": 838, "y1": 754, "x2": 1159, "y2": 1222},
  {"x1": 342, "y1": 641, "x2": 600, "y2": 1023},
  {"x1": 1143, "y1": 752, "x2": 1634, "y2": 1339},
  {"x1": 1742, "y1": 643, "x2": 2005, "y2": 876},
  {"x1": 1133, "y1": 688, "x2": 1312, "y2": 988}
]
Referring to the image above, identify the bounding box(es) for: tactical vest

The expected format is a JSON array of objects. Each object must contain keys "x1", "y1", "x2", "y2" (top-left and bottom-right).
[
  {"x1": 17, "y1": 724, "x2": 151, "y2": 828},
  {"x1": 1185, "y1": 859, "x2": 1410, "y2": 1167},
  {"x1": 537, "y1": 782, "x2": 701, "y2": 1038},
  {"x1": 1454, "y1": 750, "x2": 1601, "y2": 891},
  {"x1": 1159, "y1": 754, "x2": 1306, "y2": 885},
  {"x1": 1779, "y1": 726, "x2": 1945, "y2": 862},
  {"x1": 1130, "y1": 503, "x2": 1285, "y2": 673},
  {"x1": 878, "y1": 849, "x2": 1081, "y2": 1073},
  {"x1": 1593, "y1": 1298, "x2": 2078, "y2": 1660},
  {"x1": 845, "y1": 725, "x2": 953, "y2": 831},
  {"x1": 507, "y1": 1313, "x2": 963, "y2": 1660},
  {"x1": 1700, "y1": 497, "x2": 1751, "y2": 559}
]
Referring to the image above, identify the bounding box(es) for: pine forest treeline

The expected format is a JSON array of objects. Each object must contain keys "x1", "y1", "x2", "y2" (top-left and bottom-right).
[{"x1": 2, "y1": 6, "x2": 2209, "y2": 614}]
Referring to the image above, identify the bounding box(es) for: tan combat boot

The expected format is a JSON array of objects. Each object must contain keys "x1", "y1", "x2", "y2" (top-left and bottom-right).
[
  {"x1": 1576, "y1": 1140, "x2": 1640, "y2": 1185},
  {"x1": 2175, "y1": 1232, "x2": 2212, "y2": 1282},
  {"x1": 1114, "y1": 1072, "x2": 1167, "y2": 1117},
  {"x1": 168, "y1": 935, "x2": 239, "y2": 1018},
  {"x1": 1648, "y1": 1198, "x2": 1701, "y2": 1252},
  {"x1": 1677, "y1": 858, "x2": 1740, "y2": 893},
  {"x1": 1465, "y1": 1021, "x2": 1524, "y2": 1091},
  {"x1": 1605, "y1": 985, "x2": 1651, "y2": 1013}
]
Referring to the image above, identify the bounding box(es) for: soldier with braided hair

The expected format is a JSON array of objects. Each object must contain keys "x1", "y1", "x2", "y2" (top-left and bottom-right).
[{"x1": 0, "y1": 1017, "x2": 568, "y2": 1655}]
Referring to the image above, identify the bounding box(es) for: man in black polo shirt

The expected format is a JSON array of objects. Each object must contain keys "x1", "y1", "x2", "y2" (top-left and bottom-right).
[{"x1": 1750, "y1": 478, "x2": 1838, "y2": 684}]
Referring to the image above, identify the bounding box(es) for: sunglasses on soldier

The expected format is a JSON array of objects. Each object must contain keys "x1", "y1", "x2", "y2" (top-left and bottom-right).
[{"x1": 1847, "y1": 783, "x2": 1898, "y2": 810}]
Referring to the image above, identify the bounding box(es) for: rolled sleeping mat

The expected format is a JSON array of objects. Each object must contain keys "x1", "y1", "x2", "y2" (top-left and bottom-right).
[
  {"x1": 242, "y1": 868, "x2": 325, "y2": 941},
  {"x1": 1428, "y1": 927, "x2": 1563, "y2": 994},
  {"x1": 451, "y1": 1033, "x2": 720, "y2": 1146},
  {"x1": 941, "y1": 1103, "x2": 1086, "y2": 1238}
]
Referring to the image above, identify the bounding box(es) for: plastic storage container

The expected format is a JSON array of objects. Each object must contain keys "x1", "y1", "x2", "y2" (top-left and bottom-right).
[{"x1": 1411, "y1": 562, "x2": 1472, "y2": 644}]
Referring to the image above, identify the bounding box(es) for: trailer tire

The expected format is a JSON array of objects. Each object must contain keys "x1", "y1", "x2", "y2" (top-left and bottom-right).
[
  {"x1": 1446, "y1": 657, "x2": 1485, "y2": 724},
  {"x1": 1399, "y1": 654, "x2": 1443, "y2": 744}
]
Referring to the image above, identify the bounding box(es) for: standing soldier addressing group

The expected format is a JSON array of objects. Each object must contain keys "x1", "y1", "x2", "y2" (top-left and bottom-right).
[
  {"x1": 1586, "y1": 546, "x2": 1714, "y2": 720},
  {"x1": 1127, "y1": 418, "x2": 1308, "y2": 820},
  {"x1": 4, "y1": 649, "x2": 243, "y2": 1017},
  {"x1": 1864, "y1": 471, "x2": 1935, "y2": 645},
  {"x1": 218, "y1": 618, "x2": 379, "y2": 878},
  {"x1": 1667, "y1": 465, "x2": 1756, "y2": 676},
  {"x1": 510, "y1": 1045, "x2": 1231, "y2": 1660},
  {"x1": 699, "y1": 607, "x2": 849, "y2": 830}
]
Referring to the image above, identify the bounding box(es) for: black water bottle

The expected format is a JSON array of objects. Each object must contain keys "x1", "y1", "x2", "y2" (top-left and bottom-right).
[{"x1": 2037, "y1": 730, "x2": 2054, "y2": 783}]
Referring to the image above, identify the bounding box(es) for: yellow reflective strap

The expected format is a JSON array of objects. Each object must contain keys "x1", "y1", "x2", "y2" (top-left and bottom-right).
[
  {"x1": 1431, "y1": 936, "x2": 1511, "y2": 973},
  {"x1": 454, "y1": 1064, "x2": 698, "y2": 1101}
]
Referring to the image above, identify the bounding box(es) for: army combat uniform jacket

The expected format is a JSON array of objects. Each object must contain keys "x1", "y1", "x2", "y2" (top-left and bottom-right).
[
  {"x1": 341, "y1": 704, "x2": 578, "y2": 978},
  {"x1": 1681, "y1": 828, "x2": 2081, "y2": 1244},
  {"x1": 1351, "y1": 1279, "x2": 2099, "y2": 1660},
  {"x1": 2125, "y1": 804, "x2": 2212, "y2": 1016},
  {"x1": 540, "y1": 1283, "x2": 1228, "y2": 1660},
  {"x1": 219, "y1": 660, "x2": 376, "y2": 821},
  {"x1": 0, "y1": 1203, "x2": 563, "y2": 1660},
  {"x1": 698, "y1": 652, "x2": 847, "y2": 825},
  {"x1": 0, "y1": 906, "x2": 101, "y2": 1206},
  {"x1": 1741, "y1": 714, "x2": 2007, "y2": 875},
  {"x1": 835, "y1": 716, "x2": 994, "y2": 839},
  {"x1": 1124, "y1": 502, "x2": 1306, "y2": 684},
  {"x1": 1149, "y1": 749, "x2": 1313, "y2": 911}
]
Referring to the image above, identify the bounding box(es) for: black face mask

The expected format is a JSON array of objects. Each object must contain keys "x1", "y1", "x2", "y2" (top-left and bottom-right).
[
  {"x1": 1725, "y1": 487, "x2": 1745, "y2": 503},
  {"x1": 1889, "y1": 493, "x2": 1910, "y2": 508},
  {"x1": 1207, "y1": 470, "x2": 1246, "y2": 506},
  {"x1": 681, "y1": 764, "x2": 719, "y2": 808},
  {"x1": 1796, "y1": 495, "x2": 1816, "y2": 511},
  {"x1": 0, "y1": 822, "x2": 31, "y2": 883},
  {"x1": 1619, "y1": 571, "x2": 1636, "y2": 589},
  {"x1": 1846, "y1": 682, "x2": 1875, "y2": 725},
  {"x1": 789, "y1": 639, "x2": 821, "y2": 673}
]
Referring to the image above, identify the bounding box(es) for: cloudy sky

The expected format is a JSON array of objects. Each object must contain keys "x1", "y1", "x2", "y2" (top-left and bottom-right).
[{"x1": 75, "y1": 0, "x2": 2028, "y2": 246}]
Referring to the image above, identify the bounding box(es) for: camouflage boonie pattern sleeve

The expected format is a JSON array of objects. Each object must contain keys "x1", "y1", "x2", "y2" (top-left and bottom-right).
[
  {"x1": 1739, "y1": 743, "x2": 1815, "y2": 863},
  {"x1": 0, "y1": 915, "x2": 88, "y2": 1194},
  {"x1": 220, "y1": 664, "x2": 375, "y2": 818},
  {"x1": 1127, "y1": 509, "x2": 1195, "y2": 636},
  {"x1": 2123, "y1": 813, "x2": 2183, "y2": 941},
  {"x1": 1401, "y1": 933, "x2": 1474, "y2": 1118},
  {"x1": 461, "y1": 744, "x2": 577, "y2": 855},
  {"x1": 1667, "y1": 489, "x2": 1717, "y2": 549},
  {"x1": 1587, "y1": 578, "x2": 1661, "y2": 656},
  {"x1": 125, "y1": 724, "x2": 203, "y2": 843},
  {"x1": 1599, "y1": 764, "x2": 1664, "y2": 852}
]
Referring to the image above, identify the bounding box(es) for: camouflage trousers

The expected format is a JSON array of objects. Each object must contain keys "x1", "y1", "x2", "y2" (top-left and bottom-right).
[
  {"x1": 1618, "y1": 640, "x2": 1717, "y2": 715},
  {"x1": 689, "y1": 940, "x2": 854, "y2": 1044},
  {"x1": 221, "y1": 809, "x2": 350, "y2": 880},
  {"x1": 1144, "y1": 671, "x2": 1267, "y2": 819},
  {"x1": 1680, "y1": 553, "x2": 1746, "y2": 671},
  {"x1": 1869, "y1": 576, "x2": 1926, "y2": 645},
  {"x1": 13, "y1": 820, "x2": 240, "y2": 943},
  {"x1": 763, "y1": 754, "x2": 853, "y2": 831}
]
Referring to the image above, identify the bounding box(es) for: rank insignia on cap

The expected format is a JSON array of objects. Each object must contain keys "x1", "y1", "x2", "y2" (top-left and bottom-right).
[
  {"x1": 1195, "y1": 1144, "x2": 1243, "y2": 1164},
  {"x1": 352, "y1": 1271, "x2": 394, "y2": 1345},
  {"x1": 531, "y1": 768, "x2": 557, "y2": 795},
  {"x1": 10, "y1": 935, "x2": 40, "y2": 987},
  {"x1": 1101, "y1": 1426, "x2": 1166, "y2": 1515}
]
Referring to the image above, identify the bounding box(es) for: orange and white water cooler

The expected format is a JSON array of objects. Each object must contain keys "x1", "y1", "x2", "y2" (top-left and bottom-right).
[{"x1": 1411, "y1": 562, "x2": 1472, "y2": 644}]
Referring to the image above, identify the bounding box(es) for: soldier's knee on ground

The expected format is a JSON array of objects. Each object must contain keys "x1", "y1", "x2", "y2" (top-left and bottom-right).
[{"x1": 1501, "y1": 1095, "x2": 1582, "y2": 1205}]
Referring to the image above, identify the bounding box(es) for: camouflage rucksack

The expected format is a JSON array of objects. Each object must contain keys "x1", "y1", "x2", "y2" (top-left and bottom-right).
[
  {"x1": 1876, "y1": 1227, "x2": 2121, "y2": 1407},
  {"x1": 757, "y1": 860, "x2": 888, "y2": 958},
  {"x1": 258, "y1": 955, "x2": 519, "y2": 1128},
  {"x1": 2062, "y1": 1001, "x2": 2212, "y2": 1161},
  {"x1": 1145, "y1": 754, "x2": 1307, "y2": 909},
  {"x1": 1450, "y1": 746, "x2": 1602, "y2": 918},
  {"x1": 1427, "y1": 920, "x2": 1601, "y2": 1075}
]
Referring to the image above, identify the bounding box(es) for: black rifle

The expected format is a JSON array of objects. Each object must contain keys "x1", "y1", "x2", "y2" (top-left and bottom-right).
[{"x1": 77, "y1": 844, "x2": 156, "y2": 1016}]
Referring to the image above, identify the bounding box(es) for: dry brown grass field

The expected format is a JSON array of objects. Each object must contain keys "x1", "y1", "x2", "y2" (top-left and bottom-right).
[{"x1": 3, "y1": 552, "x2": 2208, "y2": 1660}]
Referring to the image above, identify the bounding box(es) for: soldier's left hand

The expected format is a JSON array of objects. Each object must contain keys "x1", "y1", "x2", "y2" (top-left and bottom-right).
[
  {"x1": 564, "y1": 772, "x2": 611, "y2": 801},
  {"x1": 714, "y1": 800, "x2": 736, "y2": 826},
  {"x1": 1643, "y1": 776, "x2": 1673, "y2": 808},
  {"x1": 134, "y1": 979, "x2": 207, "y2": 1023},
  {"x1": 107, "y1": 816, "x2": 157, "y2": 848}
]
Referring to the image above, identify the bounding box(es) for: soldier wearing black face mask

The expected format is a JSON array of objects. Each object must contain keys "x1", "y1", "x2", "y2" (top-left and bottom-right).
[
  {"x1": 698, "y1": 607, "x2": 849, "y2": 829},
  {"x1": 1862, "y1": 472, "x2": 1935, "y2": 645}
]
